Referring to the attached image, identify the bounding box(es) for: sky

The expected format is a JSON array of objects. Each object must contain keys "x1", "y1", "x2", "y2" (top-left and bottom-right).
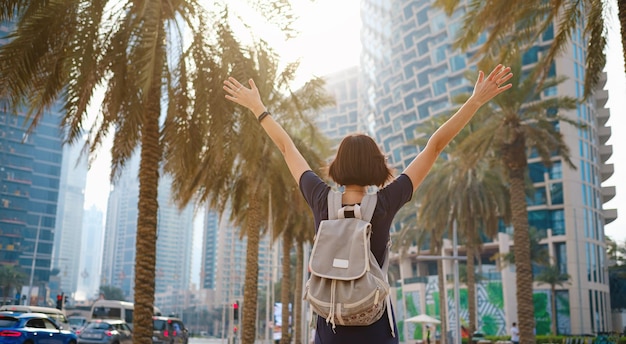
[{"x1": 83, "y1": 0, "x2": 625, "y2": 244}]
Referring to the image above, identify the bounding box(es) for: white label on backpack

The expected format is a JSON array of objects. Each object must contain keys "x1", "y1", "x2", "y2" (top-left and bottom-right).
[{"x1": 333, "y1": 258, "x2": 349, "y2": 269}]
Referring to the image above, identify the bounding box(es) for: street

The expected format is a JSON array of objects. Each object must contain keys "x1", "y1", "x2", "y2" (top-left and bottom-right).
[
  {"x1": 189, "y1": 338, "x2": 226, "y2": 344},
  {"x1": 189, "y1": 338, "x2": 278, "y2": 344}
]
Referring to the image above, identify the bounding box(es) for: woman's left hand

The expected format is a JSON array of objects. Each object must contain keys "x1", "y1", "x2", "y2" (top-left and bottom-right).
[{"x1": 470, "y1": 64, "x2": 513, "y2": 105}]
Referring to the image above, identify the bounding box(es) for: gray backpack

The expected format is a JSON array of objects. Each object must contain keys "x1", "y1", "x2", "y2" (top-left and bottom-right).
[{"x1": 304, "y1": 190, "x2": 394, "y2": 335}]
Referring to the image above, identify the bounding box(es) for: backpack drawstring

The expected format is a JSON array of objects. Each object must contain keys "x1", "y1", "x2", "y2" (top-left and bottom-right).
[{"x1": 327, "y1": 279, "x2": 337, "y2": 333}]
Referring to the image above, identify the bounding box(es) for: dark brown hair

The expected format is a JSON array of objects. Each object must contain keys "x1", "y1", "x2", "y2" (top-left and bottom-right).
[{"x1": 328, "y1": 134, "x2": 393, "y2": 187}]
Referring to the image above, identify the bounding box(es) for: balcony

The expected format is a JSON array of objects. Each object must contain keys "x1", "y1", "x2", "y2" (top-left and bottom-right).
[
  {"x1": 599, "y1": 144, "x2": 613, "y2": 163},
  {"x1": 602, "y1": 185, "x2": 616, "y2": 203},
  {"x1": 596, "y1": 107, "x2": 610, "y2": 126},
  {"x1": 598, "y1": 126, "x2": 611, "y2": 145},
  {"x1": 604, "y1": 208, "x2": 617, "y2": 225},
  {"x1": 594, "y1": 87, "x2": 608, "y2": 108},
  {"x1": 601, "y1": 163, "x2": 614, "y2": 182}
]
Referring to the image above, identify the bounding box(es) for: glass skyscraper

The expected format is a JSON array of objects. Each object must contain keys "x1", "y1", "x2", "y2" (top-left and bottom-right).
[
  {"x1": 100, "y1": 155, "x2": 195, "y2": 301},
  {"x1": 1, "y1": 21, "x2": 65, "y2": 305}
]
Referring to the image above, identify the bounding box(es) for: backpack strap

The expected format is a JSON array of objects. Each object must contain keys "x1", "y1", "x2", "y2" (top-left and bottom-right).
[
  {"x1": 327, "y1": 190, "x2": 343, "y2": 220},
  {"x1": 359, "y1": 194, "x2": 377, "y2": 222},
  {"x1": 326, "y1": 190, "x2": 377, "y2": 221},
  {"x1": 382, "y1": 239, "x2": 395, "y2": 338}
]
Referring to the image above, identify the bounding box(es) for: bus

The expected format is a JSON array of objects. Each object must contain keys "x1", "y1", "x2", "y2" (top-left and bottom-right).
[{"x1": 90, "y1": 300, "x2": 161, "y2": 329}]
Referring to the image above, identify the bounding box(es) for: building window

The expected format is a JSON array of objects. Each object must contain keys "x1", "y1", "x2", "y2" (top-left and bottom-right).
[
  {"x1": 528, "y1": 210, "x2": 550, "y2": 233},
  {"x1": 544, "y1": 86, "x2": 557, "y2": 97},
  {"x1": 549, "y1": 161, "x2": 562, "y2": 179},
  {"x1": 522, "y1": 46, "x2": 539, "y2": 65},
  {"x1": 529, "y1": 162, "x2": 546, "y2": 183},
  {"x1": 551, "y1": 209, "x2": 565, "y2": 235},
  {"x1": 433, "y1": 78, "x2": 447, "y2": 96},
  {"x1": 450, "y1": 55, "x2": 466, "y2": 72},
  {"x1": 527, "y1": 187, "x2": 547, "y2": 206},
  {"x1": 550, "y1": 182, "x2": 563, "y2": 205},
  {"x1": 543, "y1": 23, "x2": 555, "y2": 41},
  {"x1": 554, "y1": 242, "x2": 567, "y2": 273}
]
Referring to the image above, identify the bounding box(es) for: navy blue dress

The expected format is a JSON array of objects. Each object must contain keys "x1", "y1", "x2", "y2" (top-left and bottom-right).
[{"x1": 299, "y1": 171, "x2": 413, "y2": 344}]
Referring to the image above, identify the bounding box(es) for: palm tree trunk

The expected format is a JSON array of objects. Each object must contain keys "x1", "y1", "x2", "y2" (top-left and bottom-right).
[
  {"x1": 242, "y1": 190, "x2": 262, "y2": 344},
  {"x1": 467, "y1": 240, "x2": 477, "y2": 343},
  {"x1": 293, "y1": 240, "x2": 304, "y2": 344},
  {"x1": 132, "y1": 23, "x2": 164, "y2": 344},
  {"x1": 550, "y1": 286, "x2": 557, "y2": 335},
  {"x1": 280, "y1": 229, "x2": 293, "y2": 344},
  {"x1": 503, "y1": 134, "x2": 535, "y2": 344},
  {"x1": 619, "y1": 0, "x2": 626, "y2": 75}
]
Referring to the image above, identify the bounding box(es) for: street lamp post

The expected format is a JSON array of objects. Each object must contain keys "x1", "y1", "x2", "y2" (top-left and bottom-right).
[
  {"x1": 414, "y1": 220, "x2": 465, "y2": 344},
  {"x1": 26, "y1": 215, "x2": 42, "y2": 306}
]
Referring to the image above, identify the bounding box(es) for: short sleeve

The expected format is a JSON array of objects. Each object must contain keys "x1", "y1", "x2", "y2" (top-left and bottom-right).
[
  {"x1": 299, "y1": 170, "x2": 330, "y2": 226},
  {"x1": 377, "y1": 174, "x2": 413, "y2": 213}
]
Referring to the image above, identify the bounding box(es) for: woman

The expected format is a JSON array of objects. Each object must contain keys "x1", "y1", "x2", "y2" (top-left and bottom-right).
[{"x1": 224, "y1": 64, "x2": 512, "y2": 344}]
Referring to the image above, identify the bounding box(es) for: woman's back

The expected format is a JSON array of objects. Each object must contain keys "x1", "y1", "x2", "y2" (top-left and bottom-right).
[{"x1": 299, "y1": 171, "x2": 413, "y2": 343}]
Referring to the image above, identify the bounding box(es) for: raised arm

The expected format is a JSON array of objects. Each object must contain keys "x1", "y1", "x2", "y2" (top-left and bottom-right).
[
  {"x1": 403, "y1": 64, "x2": 513, "y2": 192},
  {"x1": 223, "y1": 77, "x2": 311, "y2": 184}
]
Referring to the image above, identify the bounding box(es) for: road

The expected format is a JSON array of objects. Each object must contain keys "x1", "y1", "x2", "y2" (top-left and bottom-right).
[
  {"x1": 189, "y1": 339, "x2": 225, "y2": 344},
  {"x1": 189, "y1": 338, "x2": 278, "y2": 344}
]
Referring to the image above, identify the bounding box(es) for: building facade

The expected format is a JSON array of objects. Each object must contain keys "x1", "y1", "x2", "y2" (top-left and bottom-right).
[
  {"x1": 100, "y1": 155, "x2": 195, "y2": 301},
  {"x1": 52, "y1": 140, "x2": 88, "y2": 298},
  {"x1": 77, "y1": 205, "x2": 105, "y2": 301},
  {"x1": 1, "y1": 21, "x2": 66, "y2": 307},
  {"x1": 312, "y1": 0, "x2": 616, "y2": 338}
]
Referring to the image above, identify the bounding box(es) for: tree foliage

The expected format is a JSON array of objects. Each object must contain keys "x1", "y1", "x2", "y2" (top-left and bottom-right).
[
  {"x1": 0, "y1": 2, "x2": 302, "y2": 343},
  {"x1": 432, "y1": 0, "x2": 607, "y2": 99},
  {"x1": 98, "y1": 285, "x2": 126, "y2": 301}
]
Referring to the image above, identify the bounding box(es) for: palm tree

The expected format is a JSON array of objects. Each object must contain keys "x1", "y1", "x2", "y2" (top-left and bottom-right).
[
  {"x1": 496, "y1": 227, "x2": 551, "y2": 269},
  {"x1": 454, "y1": 58, "x2": 578, "y2": 344},
  {"x1": 293, "y1": 230, "x2": 310, "y2": 344},
  {"x1": 0, "y1": 265, "x2": 26, "y2": 305},
  {"x1": 619, "y1": 1, "x2": 626, "y2": 74},
  {"x1": 276, "y1": 187, "x2": 319, "y2": 344},
  {"x1": 0, "y1": 2, "x2": 298, "y2": 343},
  {"x1": 607, "y1": 237, "x2": 626, "y2": 267},
  {"x1": 168, "y1": 39, "x2": 331, "y2": 343},
  {"x1": 409, "y1": 108, "x2": 510, "y2": 341},
  {"x1": 393, "y1": 206, "x2": 445, "y2": 344},
  {"x1": 534, "y1": 263, "x2": 570, "y2": 335},
  {"x1": 433, "y1": 0, "x2": 608, "y2": 99},
  {"x1": 416, "y1": 156, "x2": 509, "y2": 341}
]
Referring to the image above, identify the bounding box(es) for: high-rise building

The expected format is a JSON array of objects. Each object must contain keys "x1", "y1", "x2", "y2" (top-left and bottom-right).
[
  {"x1": 313, "y1": 0, "x2": 615, "y2": 337},
  {"x1": 200, "y1": 209, "x2": 219, "y2": 290},
  {"x1": 316, "y1": 66, "x2": 365, "y2": 142},
  {"x1": 100, "y1": 158, "x2": 138, "y2": 299},
  {"x1": 52, "y1": 141, "x2": 88, "y2": 297},
  {"x1": 0, "y1": 21, "x2": 65, "y2": 305},
  {"x1": 154, "y1": 174, "x2": 194, "y2": 295},
  {"x1": 77, "y1": 205, "x2": 104, "y2": 300},
  {"x1": 199, "y1": 203, "x2": 272, "y2": 309},
  {"x1": 100, "y1": 155, "x2": 195, "y2": 301}
]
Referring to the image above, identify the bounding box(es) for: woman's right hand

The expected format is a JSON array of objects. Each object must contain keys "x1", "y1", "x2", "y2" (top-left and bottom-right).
[{"x1": 223, "y1": 77, "x2": 267, "y2": 117}]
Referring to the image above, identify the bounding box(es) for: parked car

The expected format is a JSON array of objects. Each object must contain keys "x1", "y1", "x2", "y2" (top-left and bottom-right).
[
  {"x1": 0, "y1": 305, "x2": 70, "y2": 330},
  {"x1": 76, "y1": 319, "x2": 132, "y2": 344},
  {"x1": 152, "y1": 316, "x2": 188, "y2": 344},
  {"x1": 0, "y1": 312, "x2": 77, "y2": 344},
  {"x1": 472, "y1": 331, "x2": 492, "y2": 344}
]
